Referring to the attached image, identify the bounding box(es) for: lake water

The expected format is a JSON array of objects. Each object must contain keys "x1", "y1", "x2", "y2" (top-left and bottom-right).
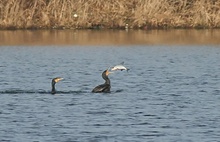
[{"x1": 0, "y1": 30, "x2": 220, "y2": 142}]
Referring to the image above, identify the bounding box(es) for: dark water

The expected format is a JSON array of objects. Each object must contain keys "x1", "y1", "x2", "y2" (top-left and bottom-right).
[{"x1": 0, "y1": 45, "x2": 220, "y2": 142}]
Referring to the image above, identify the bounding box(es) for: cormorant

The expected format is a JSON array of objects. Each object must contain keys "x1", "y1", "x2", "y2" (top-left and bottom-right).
[
  {"x1": 51, "y1": 77, "x2": 63, "y2": 94},
  {"x1": 92, "y1": 69, "x2": 112, "y2": 93}
]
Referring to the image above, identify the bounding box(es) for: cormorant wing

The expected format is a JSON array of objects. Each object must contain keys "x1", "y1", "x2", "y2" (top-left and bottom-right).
[{"x1": 92, "y1": 84, "x2": 110, "y2": 93}]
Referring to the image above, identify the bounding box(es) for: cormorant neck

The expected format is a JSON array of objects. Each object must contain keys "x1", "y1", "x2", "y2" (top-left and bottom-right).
[
  {"x1": 51, "y1": 81, "x2": 56, "y2": 94},
  {"x1": 104, "y1": 76, "x2": 110, "y2": 85},
  {"x1": 102, "y1": 70, "x2": 110, "y2": 85}
]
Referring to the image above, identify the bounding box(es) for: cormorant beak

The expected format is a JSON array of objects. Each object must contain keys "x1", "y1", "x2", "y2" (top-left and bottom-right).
[
  {"x1": 55, "y1": 78, "x2": 64, "y2": 83},
  {"x1": 108, "y1": 67, "x2": 114, "y2": 73},
  {"x1": 106, "y1": 70, "x2": 113, "y2": 76}
]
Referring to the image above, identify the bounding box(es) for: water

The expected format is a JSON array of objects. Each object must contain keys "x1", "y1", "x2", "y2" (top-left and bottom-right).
[
  {"x1": 0, "y1": 44, "x2": 220, "y2": 142},
  {"x1": 1, "y1": 29, "x2": 220, "y2": 45}
]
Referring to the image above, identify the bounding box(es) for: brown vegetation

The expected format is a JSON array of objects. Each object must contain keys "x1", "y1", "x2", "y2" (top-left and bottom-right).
[{"x1": 0, "y1": 0, "x2": 220, "y2": 29}]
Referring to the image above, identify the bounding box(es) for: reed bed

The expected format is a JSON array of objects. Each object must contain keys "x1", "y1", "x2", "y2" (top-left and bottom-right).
[{"x1": 0, "y1": 0, "x2": 220, "y2": 29}]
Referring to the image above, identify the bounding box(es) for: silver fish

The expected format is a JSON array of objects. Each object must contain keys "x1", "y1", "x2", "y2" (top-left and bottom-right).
[{"x1": 111, "y1": 62, "x2": 129, "y2": 71}]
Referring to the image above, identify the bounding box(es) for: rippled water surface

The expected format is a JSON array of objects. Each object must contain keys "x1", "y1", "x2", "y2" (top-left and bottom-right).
[{"x1": 0, "y1": 45, "x2": 220, "y2": 142}]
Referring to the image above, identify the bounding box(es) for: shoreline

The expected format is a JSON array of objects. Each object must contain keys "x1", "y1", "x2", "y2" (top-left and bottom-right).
[{"x1": 1, "y1": 26, "x2": 220, "y2": 31}]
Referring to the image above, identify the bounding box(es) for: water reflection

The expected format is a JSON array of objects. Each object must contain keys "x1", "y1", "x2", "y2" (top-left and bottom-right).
[{"x1": 0, "y1": 29, "x2": 220, "y2": 45}]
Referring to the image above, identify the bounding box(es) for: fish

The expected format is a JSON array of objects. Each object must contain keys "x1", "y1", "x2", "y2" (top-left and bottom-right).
[{"x1": 111, "y1": 62, "x2": 129, "y2": 71}]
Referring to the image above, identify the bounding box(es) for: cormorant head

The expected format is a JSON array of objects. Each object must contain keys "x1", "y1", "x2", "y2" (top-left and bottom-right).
[
  {"x1": 102, "y1": 69, "x2": 113, "y2": 79},
  {"x1": 52, "y1": 77, "x2": 63, "y2": 85}
]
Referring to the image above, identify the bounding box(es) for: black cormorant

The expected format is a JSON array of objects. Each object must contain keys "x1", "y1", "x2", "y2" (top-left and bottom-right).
[
  {"x1": 92, "y1": 69, "x2": 112, "y2": 93},
  {"x1": 51, "y1": 77, "x2": 63, "y2": 94}
]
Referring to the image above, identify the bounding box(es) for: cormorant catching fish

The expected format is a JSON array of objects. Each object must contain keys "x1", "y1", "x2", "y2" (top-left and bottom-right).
[
  {"x1": 92, "y1": 69, "x2": 112, "y2": 93},
  {"x1": 51, "y1": 77, "x2": 63, "y2": 94}
]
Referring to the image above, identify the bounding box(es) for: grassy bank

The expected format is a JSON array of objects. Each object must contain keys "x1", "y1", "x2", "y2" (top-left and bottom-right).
[{"x1": 0, "y1": 0, "x2": 220, "y2": 29}]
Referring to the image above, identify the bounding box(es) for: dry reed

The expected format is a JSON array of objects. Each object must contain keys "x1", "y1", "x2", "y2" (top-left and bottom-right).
[{"x1": 0, "y1": 0, "x2": 220, "y2": 29}]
